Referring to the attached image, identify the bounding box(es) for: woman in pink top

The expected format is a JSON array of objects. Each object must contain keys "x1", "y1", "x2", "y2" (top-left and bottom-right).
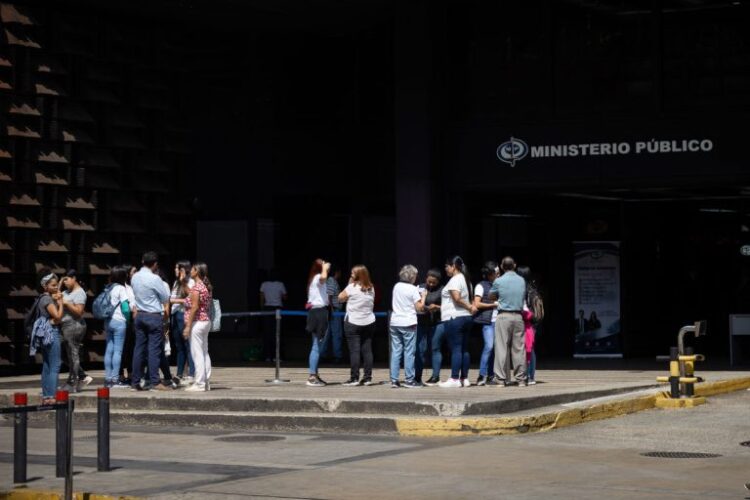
[{"x1": 183, "y1": 262, "x2": 213, "y2": 391}]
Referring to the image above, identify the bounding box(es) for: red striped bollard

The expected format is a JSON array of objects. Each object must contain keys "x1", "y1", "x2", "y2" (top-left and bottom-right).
[
  {"x1": 97, "y1": 387, "x2": 110, "y2": 471},
  {"x1": 55, "y1": 390, "x2": 69, "y2": 478}
]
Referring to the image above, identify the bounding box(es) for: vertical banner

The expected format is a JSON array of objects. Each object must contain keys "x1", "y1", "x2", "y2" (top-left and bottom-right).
[{"x1": 573, "y1": 241, "x2": 623, "y2": 358}]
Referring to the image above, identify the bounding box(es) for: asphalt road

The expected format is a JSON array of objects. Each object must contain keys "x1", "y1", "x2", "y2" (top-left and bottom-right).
[{"x1": 1, "y1": 390, "x2": 749, "y2": 499}]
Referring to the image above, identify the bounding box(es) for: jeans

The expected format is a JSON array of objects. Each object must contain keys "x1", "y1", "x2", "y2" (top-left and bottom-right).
[
  {"x1": 445, "y1": 316, "x2": 473, "y2": 380},
  {"x1": 190, "y1": 320, "x2": 212, "y2": 386},
  {"x1": 61, "y1": 320, "x2": 86, "y2": 384},
  {"x1": 429, "y1": 322, "x2": 446, "y2": 380},
  {"x1": 389, "y1": 325, "x2": 416, "y2": 383},
  {"x1": 322, "y1": 309, "x2": 344, "y2": 360},
  {"x1": 479, "y1": 323, "x2": 495, "y2": 377},
  {"x1": 132, "y1": 313, "x2": 165, "y2": 387},
  {"x1": 170, "y1": 310, "x2": 194, "y2": 377},
  {"x1": 41, "y1": 330, "x2": 61, "y2": 398},
  {"x1": 308, "y1": 332, "x2": 328, "y2": 375},
  {"x1": 527, "y1": 350, "x2": 536, "y2": 380},
  {"x1": 344, "y1": 321, "x2": 375, "y2": 380},
  {"x1": 104, "y1": 319, "x2": 127, "y2": 382},
  {"x1": 415, "y1": 324, "x2": 430, "y2": 382}
]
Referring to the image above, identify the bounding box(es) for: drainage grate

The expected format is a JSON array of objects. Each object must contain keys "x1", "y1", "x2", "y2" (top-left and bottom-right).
[
  {"x1": 214, "y1": 435, "x2": 285, "y2": 443},
  {"x1": 741, "y1": 441, "x2": 750, "y2": 448},
  {"x1": 76, "y1": 434, "x2": 128, "y2": 441},
  {"x1": 641, "y1": 451, "x2": 721, "y2": 459}
]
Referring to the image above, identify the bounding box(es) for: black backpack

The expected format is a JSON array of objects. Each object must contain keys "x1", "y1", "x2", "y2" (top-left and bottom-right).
[{"x1": 23, "y1": 295, "x2": 44, "y2": 341}]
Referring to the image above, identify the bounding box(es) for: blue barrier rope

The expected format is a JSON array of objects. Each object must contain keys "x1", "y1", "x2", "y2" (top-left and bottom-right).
[{"x1": 223, "y1": 310, "x2": 389, "y2": 318}]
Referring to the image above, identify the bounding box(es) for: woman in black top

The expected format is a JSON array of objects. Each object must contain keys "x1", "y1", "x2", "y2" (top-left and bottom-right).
[{"x1": 416, "y1": 268, "x2": 443, "y2": 385}]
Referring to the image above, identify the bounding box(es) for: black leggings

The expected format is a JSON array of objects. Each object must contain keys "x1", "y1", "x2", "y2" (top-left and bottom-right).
[{"x1": 344, "y1": 321, "x2": 375, "y2": 380}]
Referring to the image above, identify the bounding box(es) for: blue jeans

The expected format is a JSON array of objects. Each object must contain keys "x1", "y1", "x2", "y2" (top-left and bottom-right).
[
  {"x1": 132, "y1": 313, "x2": 165, "y2": 387},
  {"x1": 479, "y1": 323, "x2": 495, "y2": 377},
  {"x1": 415, "y1": 324, "x2": 431, "y2": 382},
  {"x1": 389, "y1": 325, "x2": 416, "y2": 382},
  {"x1": 445, "y1": 316, "x2": 473, "y2": 380},
  {"x1": 104, "y1": 319, "x2": 127, "y2": 382},
  {"x1": 41, "y1": 330, "x2": 61, "y2": 398},
  {"x1": 308, "y1": 332, "x2": 328, "y2": 375},
  {"x1": 322, "y1": 310, "x2": 344, "y2": 360},
  {"x1": 528, "y1": 350, "x2": 536, "y2": 380},
  {"x1": 430, "y1": 322, "x2": 446, "y2": 379},
  {"x1": 170, "y1": 311, "x2": 194, "y2": 377}
]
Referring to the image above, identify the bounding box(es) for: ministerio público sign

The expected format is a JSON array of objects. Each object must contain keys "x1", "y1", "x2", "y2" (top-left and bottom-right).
[{"x1": 496, "y1": 137, "x2": 714, "y2": 167}]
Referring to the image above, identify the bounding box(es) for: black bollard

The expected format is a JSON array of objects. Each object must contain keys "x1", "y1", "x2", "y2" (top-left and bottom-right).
[
  {"x1": 55, "y1": 390, "x2": 69, "y2": 478},
  {"x1": 13, "y1": 392, "x2": 28, "y2": 483},
  {"x1": 684, "y1": 346, "x2": 695, "y2": 397},
  {"x1": 97, "y1": 387, "x2": 110, "y2": 471},
  {"x1": 669, "y1": 347, "x2": 680, "y2": 399},
  {"x1": 65, "y1": 397, "x2": 74, "y2": 500}
]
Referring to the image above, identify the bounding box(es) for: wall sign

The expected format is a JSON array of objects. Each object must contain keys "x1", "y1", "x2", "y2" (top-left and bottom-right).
[{"x1": 497, "y1": 137, "x2": 714, "y2": 166}]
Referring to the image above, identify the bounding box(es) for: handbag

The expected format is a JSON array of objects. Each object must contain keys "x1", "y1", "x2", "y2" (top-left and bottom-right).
[{"x1": 209, "y1": 298, "x2": 222, "y2": 332}]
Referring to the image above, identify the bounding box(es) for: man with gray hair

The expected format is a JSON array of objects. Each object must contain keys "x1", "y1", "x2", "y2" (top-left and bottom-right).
[
  {"x1": 389, "y1": 264, "x2": 426, "y2": 388},
  {"x1": 489, "y1": 256, "x2": 527, "y2": 386}
]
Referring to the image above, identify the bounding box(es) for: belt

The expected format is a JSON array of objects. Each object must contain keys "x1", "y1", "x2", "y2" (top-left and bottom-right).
[
  {"x1": 139, "y1": 311, "x2": 163, "y2": 316},
  {"x1": 498, "y1": 310, "x2": 522, "y2": 314}
]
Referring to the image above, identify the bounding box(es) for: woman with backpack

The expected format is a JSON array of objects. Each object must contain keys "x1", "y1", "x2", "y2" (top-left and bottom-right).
[
  {"x1": 183, "y1": 262, "x2": 213, "y2": 391},
  {"x1": 29, "y1": 273, "x2": 64, "y2": 404},
  {"x1": 517, "y1": 266, "x2": 543, "y2": 385},
  {"x1": 103, "y1": 267, "x2": 133, "y2": 388}
]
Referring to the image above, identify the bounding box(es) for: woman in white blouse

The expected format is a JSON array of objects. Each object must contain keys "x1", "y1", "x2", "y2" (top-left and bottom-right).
[
  {"x1": 338, "y1": 265, "x2": 376, "y2": 386},
  {"x1": 439, "y1": 256, "x2": 477, "y2": 388}
]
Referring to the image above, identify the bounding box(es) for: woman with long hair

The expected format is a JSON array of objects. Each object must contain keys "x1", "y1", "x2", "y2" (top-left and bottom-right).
[
  {"x1": 472, "y1": 261, "x2": 499, "y2": 386},
  {"x1": 305, "y1": 258, "x2": 330, "y2": 387},
  {"x1": 104, "y1": 266, "x2": 132, "y2": 388},
  {"x1": 517, "y1": 265, "x2": 542, "y2": 385},
  {"x1": 183, "y1": 262, "x2": 213, "y2": 391},
  {"x1": 417, "y1": 269, "x2": 444, "y2": 386},
  {"x1": 439, "y1": 256, "x2": 477, "y2": 388},
  {"x1": 170, "y1": 260, "x2": 194, "y2": 384},
  {"x1": 338, "y1": 265, "x2": 376, "y2": 386},
  {"x1": 31, "y1": 273, "x2": 64, "y2": 404}
]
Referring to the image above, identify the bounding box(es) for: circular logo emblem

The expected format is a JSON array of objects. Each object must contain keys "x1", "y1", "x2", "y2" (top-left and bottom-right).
[
  {"x1": 741, "y1": 245, "x2": 750, "y2": 257},
  {"x1": 496, "y1": 137, "x2": 528, "y2": 167}
]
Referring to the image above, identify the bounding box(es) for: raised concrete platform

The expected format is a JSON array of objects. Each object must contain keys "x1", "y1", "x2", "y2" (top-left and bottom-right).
[{"x1": 2, "y1": 367, "x2": 749, "y2": 436}]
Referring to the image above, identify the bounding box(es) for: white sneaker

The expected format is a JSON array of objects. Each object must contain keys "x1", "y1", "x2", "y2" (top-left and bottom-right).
[
  {"x1": 527, "y1": 379, "x2": 537, "y2": 385},
  {"x1": 461, "y1": 378, "x2": 471, "y2": 388},
  {"x1": 438, "y1": 378, "x2": 461, "y2": 388},
  {"x1": 82, "y1": 375, "x2": 94, "y2": 386},
  {"x1": 184, "y1": 384, "x2": 206, "y2": 392}
]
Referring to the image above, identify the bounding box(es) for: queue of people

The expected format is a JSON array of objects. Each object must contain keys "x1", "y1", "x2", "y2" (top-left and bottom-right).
[
  {"x1": 306, "y1": 255, "x2": 544, "y2": 388},
  {"x1": 29, "y1": 251, "x2": 215, "y2": 401}
]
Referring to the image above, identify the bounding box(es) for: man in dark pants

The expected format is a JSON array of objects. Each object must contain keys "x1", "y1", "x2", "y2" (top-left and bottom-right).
[{"x1": 130, "y1": 251, "x2": 171, "y2": 391}]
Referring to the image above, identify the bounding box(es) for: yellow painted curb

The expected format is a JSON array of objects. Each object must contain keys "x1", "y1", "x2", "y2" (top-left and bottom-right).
[
  {"x1": 655, "y1": 396, "x2": 706, "y2": 408},
  {"x1": 396, "y1": 376, "x2": 750, "y2": 437},
  {"x1": 0, "y1": 489, "x2": 139, "y2": 500}
]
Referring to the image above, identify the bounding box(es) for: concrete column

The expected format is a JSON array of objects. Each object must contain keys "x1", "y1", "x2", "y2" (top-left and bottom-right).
[{"x1": 394, "y1": 0, "x2": 436, "y2": 275}]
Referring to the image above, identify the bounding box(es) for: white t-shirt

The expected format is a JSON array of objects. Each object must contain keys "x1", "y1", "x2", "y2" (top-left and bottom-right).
[
  {"x1": 441, "y1": 273, "x2": 471, "y2": 321},
  {"x1": 260, "y1": 281, "x2": 287, "y2": 307},
  {"x1": 474, "y1": 283, "x2": 498, "y2": 323},
  {"x1": 307, "y1": 274, "x2": 329, "y2": 308},
  {"x1": 170, "y1": 278, "x2": 195, "y2": 313},
  {"x1": 110, "y1": 284, "x2": 131, "y2": 323},
  {"x1": 390, "y1": 282, "x2": 422, "y2": 327},
  {"x1": 343, "y1": 284, "x2": 375, "y2": 326}
]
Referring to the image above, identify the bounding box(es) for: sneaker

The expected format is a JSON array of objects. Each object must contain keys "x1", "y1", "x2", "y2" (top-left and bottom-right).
[
  {"x1": 527, "y1": 379, "x2": 537, "y2": 385},
  {"x1": 184, "y1": 376, "x2": 195, "y2": 385},
  {"x1": 486, "y1": 378, "x2": 502, "y2": 386},
  {"x1": 153, "y1": 383, "x2": 171, "y2": 391},
  {"x1": 60, "y1": 383, "x2": 79, "y2": 394},
  {"x1": 306, "y1": 376, "x2": 326, "y2": 387},
  {"x1": 359, "y1": 378, "x2": 375, "y2": 386},
  {"x1": 112, "y1": 381, "x2": 129, "y2": 389},
  {"x1": 438, "y1": 378, "x2": 461, "y2": 388},
  {"x1": 403, "y1": 380, "x2": 422, "y2": 389},
  {"x1": 390, "y1": 380, "x2": 401, "y2": 388},
  {"x1": 81, "y1": 375, "x2": 94, "y2": 386},
  {"x1": 342, "y1": 378, "x2": 360, "y2": 386},
  {"x1": 167, "y1": 379, "x2": 179, "y2": 389},
  {"x1": 423, "y1": 376, "x2": 440, "y2": 387},
  {"x1": 131, "y1": 384, "x2": 150, "y2": 392},
  {"x1": 476, "y1": 376, "x2": 487, "y2": 386},
  {"x1": 461, "y1": 378, "x2": 471, "y2": 388},
  {"x1": 184, "y1": 383, "x2": 206, "y2": 392}
]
